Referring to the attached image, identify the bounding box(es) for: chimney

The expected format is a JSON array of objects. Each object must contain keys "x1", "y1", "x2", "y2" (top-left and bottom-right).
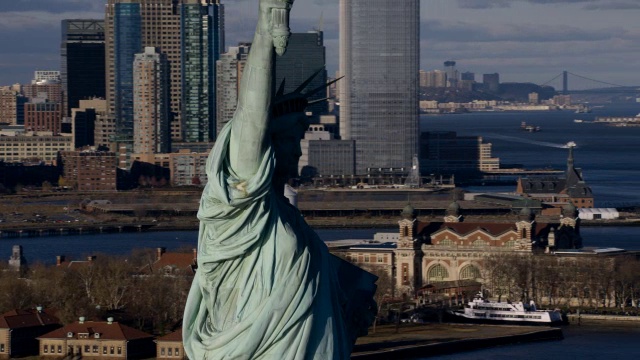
[
  {"x1": 156, "y1": 247, "x2": 166, "y2": 261},
  {"x1": 107, "y1": 317, "x2": 114, "y2": 324},
  {"x1": 87, "y1": 255, "x2": 96, "y2": 262},
  {"x1": 79, "y1": 316, "x2": 85, "y2": 324},
  {"x1": 36, "y1": 306, "x2": 43, "y2": 313},
  {"x1": 56, "y1": 255, "x2": 65, "y2": 266}
]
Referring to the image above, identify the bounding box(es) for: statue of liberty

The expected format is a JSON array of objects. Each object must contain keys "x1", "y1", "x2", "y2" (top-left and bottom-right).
[{"x1": 182, "y1": 1, "x2": 377, "y2": 359}]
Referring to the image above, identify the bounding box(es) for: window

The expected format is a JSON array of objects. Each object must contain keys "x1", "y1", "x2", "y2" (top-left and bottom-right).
[
  {"x1": 58, "y1": 345, "x2": 62, "y2": 353},
  {"x1": 460, "y1": 265, "x2": 481, "y2": 280},
  {"x1": 175, "y1": 348, "x2": 180, "y2": 356},
  {"x1": 161, "y1": 347, "x2": 165, "y2": 355},
  {"x1": 110, "y1": 346, "x2": 114, "y2": 354},
  {"x1": 85, "y1": 345, "x2": 90, "y2": 353},
  {"x1": 427, "y1": 264, "x2": 449, "y2": 282},
  {"x1": 0, "y1": 343, "x2": 4, "y2": 352},
  {"x1": 440, "y1": 239, "x2": 454, "y2": 246},
  {"x1": 168, "y1": 348, "x2": 173, "y2": 356},
  {"x1": 44, "y1": 345, "x2": 48, "y2": 353},
  {"x1": 118, "y1": 346, "x2": 122, "y2": 355},
  {"x1": 93, "y1": 345, "x2": 98, "y2": 353}
]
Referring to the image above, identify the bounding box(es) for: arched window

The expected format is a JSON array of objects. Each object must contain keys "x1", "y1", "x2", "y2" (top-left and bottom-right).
[
  {"x1": 460, "y1": 265, "x2": 481, "y2": 280},
  {"x1": 440, "y1": 239, "x2": 455, "y2": 246},
  {"x1": 402, "y1": 226, "x2": 408, "y2": 237},
  {"x1": 472, "y1": 240, "x2": 487, "y2": 247},
  {"x1": 504, "y1": 240, "x2": 516, "y2": 248},
  {"x1": 427, "y1": 264, "x2": 449, "y2": 282}
]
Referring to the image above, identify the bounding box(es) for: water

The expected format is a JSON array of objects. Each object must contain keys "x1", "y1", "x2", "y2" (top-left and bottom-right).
[
  {"x1": 421, "y1": 103, "x2": 640, "y2": 207},
  {"x1": 2, "y1": 226, "x2": 639, "y2": 266},
  {"x1": 421, "y1": 325, "x2": 640, "y2": 360}
]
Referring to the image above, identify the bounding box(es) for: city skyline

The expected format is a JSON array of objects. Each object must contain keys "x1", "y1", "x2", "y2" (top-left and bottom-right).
[{"x1": 0, "y1": 0, "x2": 639, "y2": 87}]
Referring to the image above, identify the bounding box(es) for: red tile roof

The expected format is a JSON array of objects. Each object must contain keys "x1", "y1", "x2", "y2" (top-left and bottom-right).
[
  {"x1": 38, "y1": 321, "x2": 153, "y2": 341},
  {"x1": 142, "y1": 252, "x2": 196, "y2": 274},
  {"x1": 0, "y1": 309, "x2": 60, "y2": 329},
  {"x1": 438, "y1": 222, "x2": 517, "y2": 237},
  {"x1": 156, "y1": 328, "x2": 182, "y2": 342}
]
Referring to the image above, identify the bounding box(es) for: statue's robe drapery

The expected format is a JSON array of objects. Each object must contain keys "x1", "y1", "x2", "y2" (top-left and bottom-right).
[{"x1": 183, "y1": 124, "x2": 375, "y2": 360}]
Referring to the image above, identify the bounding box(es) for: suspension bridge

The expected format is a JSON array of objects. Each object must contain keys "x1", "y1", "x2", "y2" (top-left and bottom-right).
[{"x1": 540, "y1": 71, "x2": 640, "y2": 95}]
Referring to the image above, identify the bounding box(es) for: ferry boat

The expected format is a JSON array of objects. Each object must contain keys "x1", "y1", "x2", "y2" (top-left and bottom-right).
[
  {"x1": 573, "y1": 119, "x2": 584, "y2": 123},
  {"x1": 447, "y1": 293, "x2": 563, "y2": 325}
]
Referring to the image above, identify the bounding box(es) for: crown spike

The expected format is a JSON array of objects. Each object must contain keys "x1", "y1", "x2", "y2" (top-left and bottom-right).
[
  {"x1": 276, "y1": 78, "x2": 286, "y2": 97},
  {"x1": 293, "y1": 68, "x2": 324, "y2": 94},
  {"x1": 304, "y1": 76, "x2": 343, "y2": 98}
]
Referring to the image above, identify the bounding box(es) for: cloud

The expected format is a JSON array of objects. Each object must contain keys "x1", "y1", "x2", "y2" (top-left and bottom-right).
[
  {"x1": 457, "y1": 0, "x2": 598, "y2": 9},
  {"x1": 0, "y1": 11, "x2": 103, "y2": 30},
  {"x1": 0, "y1": 0, "x2": 104, "y2": 13},
  {"x1": 423, "y1": 19, "x2": 626, "y2": 43},
  {"x1": 583, "y1": 2, "x2": 640, "y2": 10}
]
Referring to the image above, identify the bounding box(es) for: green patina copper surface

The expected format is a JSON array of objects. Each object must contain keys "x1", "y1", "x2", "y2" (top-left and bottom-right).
[{"x1": 183, "y1": 1, "x2": 376, "y2": 359}]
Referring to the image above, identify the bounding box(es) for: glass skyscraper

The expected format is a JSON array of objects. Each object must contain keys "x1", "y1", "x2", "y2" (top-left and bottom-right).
[
  {"x1": 339, "y1": 0, "x2": 420, "y2": 175},
  {"x1": 181, "y1": 0, "x2": 225, "y2": 142},
  {"x1": 113, "y1": 2, "x2": 141, "y2": 141},
  {"x1": 60, "y1": 20, "x2": 105, "y2": 118}
]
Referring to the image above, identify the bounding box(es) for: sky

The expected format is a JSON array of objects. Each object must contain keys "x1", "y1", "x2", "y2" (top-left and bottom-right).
[{"x1": 0, "y1": 0, "x2": 639, "y2": 89}]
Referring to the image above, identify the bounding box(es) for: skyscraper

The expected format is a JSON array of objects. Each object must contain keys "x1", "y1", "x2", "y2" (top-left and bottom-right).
[
  {"x1": 339, "y1": 0, "x2": 420, "y2": 175},
  {"x1": 215, "y1": 43, "x2": 250, "y2": 136},
  {"x1": 61, "y1": 20, "x2": 105, "y2": 118},
  {"x1": 133, "y1": 47, "x2": 170, "y2": 154},
  {"x1": 181, "y1": 0, "x2": 225, "y2": 142},
  {"x1": 275, "y1": 31, "x2": 327, "y2": 119}
]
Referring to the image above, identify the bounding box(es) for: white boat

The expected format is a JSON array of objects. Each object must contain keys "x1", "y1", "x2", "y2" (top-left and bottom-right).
[
  {"x1": 574, "y1": 119, "x2": 584, "y2": 123},
  {"x1": 448, "y1": 292, "x2": 563, "y2": 324}
]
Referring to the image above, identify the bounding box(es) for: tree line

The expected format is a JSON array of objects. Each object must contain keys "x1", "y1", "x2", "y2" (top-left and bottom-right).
[{"x1": 0, "y1": 249, "x2": 192, "y2": 335}]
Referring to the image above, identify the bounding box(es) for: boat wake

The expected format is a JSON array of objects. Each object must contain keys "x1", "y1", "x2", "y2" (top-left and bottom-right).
[{"x1": 484, "y1": 134, "x2": 576, "y2": 149}]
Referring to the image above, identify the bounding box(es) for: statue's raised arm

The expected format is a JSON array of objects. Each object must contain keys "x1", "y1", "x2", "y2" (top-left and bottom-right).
[{"x1": 228, "y1": 0, "x2": 293, "y2": 180}]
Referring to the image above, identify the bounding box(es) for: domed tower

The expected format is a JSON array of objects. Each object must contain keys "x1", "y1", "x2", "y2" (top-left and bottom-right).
[
  {"x1": 444, "y1": 201, "x2": 461, "y2": 222},
  {"x1": 519, "y1": 206, "x2": 534, "y2": 221},
  {"x1": 560, "y1": 202, "x2": 579, "y2": 228},
  {"x1": 395, "y1": 204, "x2": 423, "y2": 295}
]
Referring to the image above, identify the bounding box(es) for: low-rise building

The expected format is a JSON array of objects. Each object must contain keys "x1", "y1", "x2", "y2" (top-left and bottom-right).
[
  {"x1": 37, "y1": 318, "x2": 155, "y2": 359},
  {"x1": 156, "y1": 329, "x2": 185, "y2": 360},
  {"x1": 58, "y1": 149, "x2": 117, "y2": 191},
  {"x1": 0, "y1": 308, "x2": 61, "y2": 359},
  {"x1": 0, "y1": 132, "x2": 73, "y2": 164}
]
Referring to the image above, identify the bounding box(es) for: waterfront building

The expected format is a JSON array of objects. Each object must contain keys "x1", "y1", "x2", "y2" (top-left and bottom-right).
[
  {"x1": 24, "y1": 101, "x2": 63, "y2": 134},
  {"x1": 299, "y1": 127, "x2": 355, "y2": 177},
  {"x1": 181, "y1": 0, "x2": 224, "y2": 143},
  {"x1": 339, "y1": 0, "x2": 420, "y2": 175},
  {"x1": 483, "y1": 73, "x2": 500, "y2": 93},
  {"x1": 333, "y1": 202, "x2": 582, "y2": 297},
  {"x1": 60, "y1": 20, "x2": 105, "y2": 118},
  {"x1": 130, "y1": 149, "x2": 209, "y2": 186},
  {"x1": 529, "y1": 92, "x2": 539, "y2": 104},
  {"x1": 517, "y1": 145, "x2": 594, "y2": 208},
  {"x1": 215, "y1": 43, "x2": 250, "y2": 136},
  {"x1": 58, "y1": 149, "x2": 118, "y2": 191},
  {"x1": 133, "y1": 47, "x2": 170, "y2": 154},
  {"x1": 71, "y1": 99, "x2": 108, "y2": 150},
  {"x1": 37, "y1": 318, "x2": 155, "y2": 359},
  {"x1": 420, "y1": 131, "x2": 500, "y2": 179},
  {"x1": 275, "y1": 31, "x2": 327, "y2": 119},
  {"x1": 419, "y1": 70, "x2": 428, "y2": 88},
  {"x1": 0, "y1": 133, "x2": 73, "y2": 164},
  {"x1": 424, "y1": 70, "x2": 447, "y2": 88},
  {"x1": 0, "y1": 308, "x2": 61, "y2": 359}
]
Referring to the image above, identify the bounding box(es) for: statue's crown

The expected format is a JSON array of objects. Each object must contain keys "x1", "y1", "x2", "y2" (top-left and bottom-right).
[{"x1": 271, "y1": 68, "x2": 342, "y2": 118}]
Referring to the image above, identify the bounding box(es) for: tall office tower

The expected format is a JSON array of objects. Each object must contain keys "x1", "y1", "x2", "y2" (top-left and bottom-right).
[
  {"x1": 461, "y1": 71, "x2": 475, "y2": 82},
  {"x1": 483, "y1": 73, "x2": 500, "y2": 93},
  {"x1": 133, "y1": 47, "x2": 170, "y2": 154},
  {"x1": 339, "y1": 0, "x2": 420, "y2": 174},
  {"x1": 419, "y1": 70, "x2": 428, "y2": 88},
  {"x1": 61, "y1": 19, "x2": 106, "y2": 118},
  {"x1": 275, "y1": 31, "x2": 327, "y2": 119},
  {"x1": 107, "y1": 0, "x2": 141, "y2": 154},
  {"x1": 444, "y1": 61, "x2": 458, "y2": 88},
  {"x1": 215, "y1": 43, "x2": 250, "y2": 136},
  {"x1": 425, "y1": 70, "x2": 446, "y2": 88},
  {"x1": 181, "y1": 0, "x2": 225, "y2": 142}
]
